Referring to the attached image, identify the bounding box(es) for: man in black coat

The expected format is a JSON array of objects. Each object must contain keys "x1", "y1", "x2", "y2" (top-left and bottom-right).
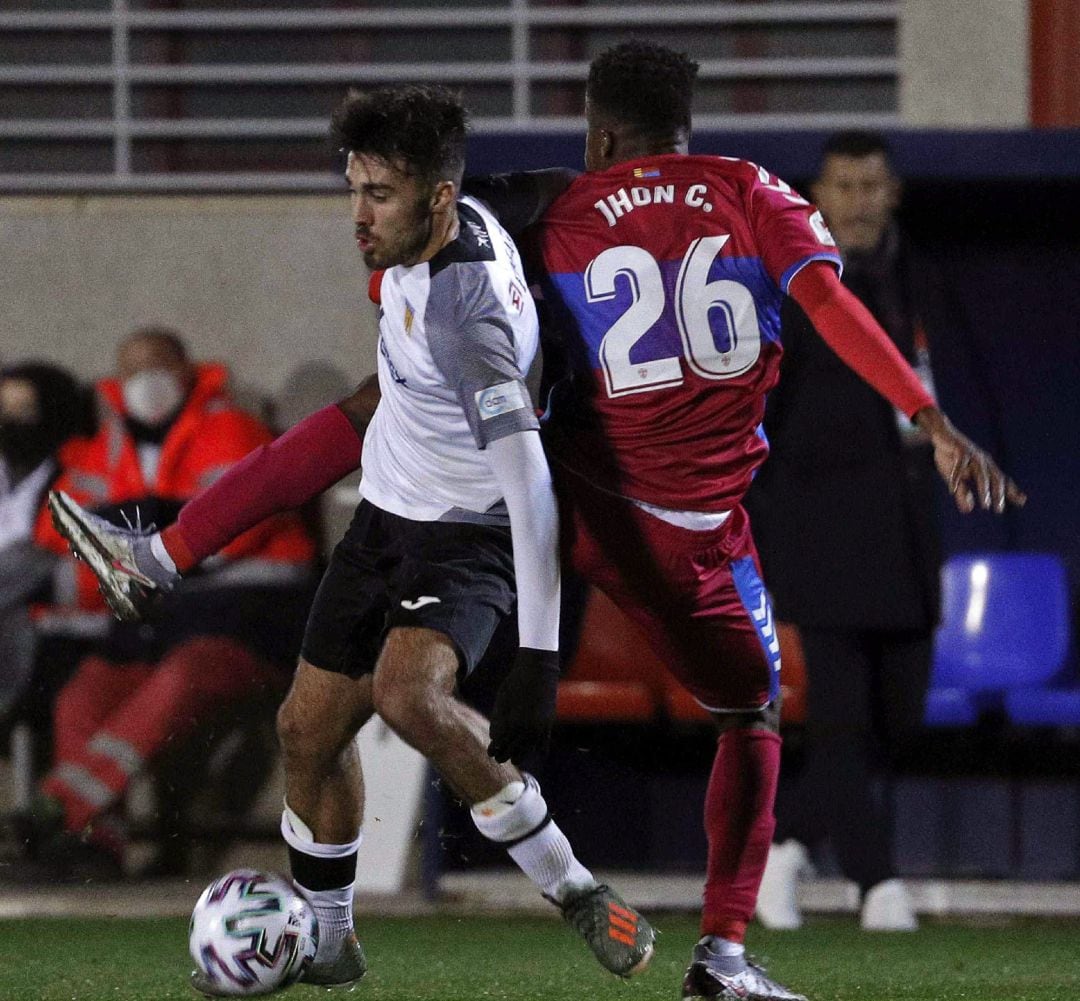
[{"x1": 746, "y1": 131, "x2": 942, "y2": 931}]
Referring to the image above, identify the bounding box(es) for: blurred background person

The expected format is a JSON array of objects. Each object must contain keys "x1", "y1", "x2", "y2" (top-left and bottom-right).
[
  {"x1": 746, "y1": 131, "x2": 945, "y2": 931},
  {"x1": 15, "y1": 327, "x2": 316, "y2": 881},
  {"x1": 0, "y1": 362, "x2": 95, "y2": 721}
]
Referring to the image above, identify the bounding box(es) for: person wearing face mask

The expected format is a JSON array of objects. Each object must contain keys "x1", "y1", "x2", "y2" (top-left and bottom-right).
[
  {"x1": 1, "y1": 362, "x2": 91, "y2": 559},
  {"x1": 0, "y1": 362, "x2": 95, "y2": 720},
  {"x1": 746, "y1": 132, "x2": 960, "y2": 932},
  {"x1": 19, "y1": 327, "x2": 317, "y2": 881}
]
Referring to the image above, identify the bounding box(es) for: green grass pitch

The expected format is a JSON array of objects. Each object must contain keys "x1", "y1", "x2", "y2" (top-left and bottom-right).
[{"x1": 1, "y1": 914, "x2": 1078, "y2": 1001}]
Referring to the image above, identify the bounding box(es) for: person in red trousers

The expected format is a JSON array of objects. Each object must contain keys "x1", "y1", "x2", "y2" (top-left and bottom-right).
[{"x1": 21, "y1": 327, "x2": 315, "y2": 880}]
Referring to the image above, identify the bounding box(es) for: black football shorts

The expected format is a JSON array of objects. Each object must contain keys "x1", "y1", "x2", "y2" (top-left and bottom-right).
[{"x1": 301, "y1": 499, "x2": 516, "y2": 678}]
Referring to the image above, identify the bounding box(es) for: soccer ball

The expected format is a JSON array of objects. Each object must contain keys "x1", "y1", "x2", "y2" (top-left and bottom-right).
[{"x1": 189, "y1": 869, "x2": 319, "y2": 996}]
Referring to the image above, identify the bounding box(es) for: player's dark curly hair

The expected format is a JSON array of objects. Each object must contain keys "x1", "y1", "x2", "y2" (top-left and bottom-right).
[
  {"x1": 587, "y1": 41, "x2": 699, "y2": 136},
  {"x1": 331, "y1": 85, "x2": 467, "y2": 187}
]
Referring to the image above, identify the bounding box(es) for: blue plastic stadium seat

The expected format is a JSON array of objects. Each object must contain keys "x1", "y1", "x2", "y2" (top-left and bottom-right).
[
  {"x1": 1005, "y1": 687, "x2": 1080, "y2": 726},
  {"x1": 925, "y1": 552, "x2": 1072, "y2": 726},
  {"x1": 923, "y1": 686, "x2": 979, "y2": 726}
]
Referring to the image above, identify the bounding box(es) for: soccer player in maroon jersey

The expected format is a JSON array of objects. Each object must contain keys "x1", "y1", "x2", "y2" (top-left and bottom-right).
[
  {"x1": 475, "y1": 42, "x2": 1020, "y2": 1000},
  {"x1": 50, "y1": 43, "x2": 1021, "y2": 1001}
]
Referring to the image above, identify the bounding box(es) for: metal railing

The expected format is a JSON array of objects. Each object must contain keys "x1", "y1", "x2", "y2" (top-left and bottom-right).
[{"x1": 0, "y1": 1, "x2": 899, "y2": 192}]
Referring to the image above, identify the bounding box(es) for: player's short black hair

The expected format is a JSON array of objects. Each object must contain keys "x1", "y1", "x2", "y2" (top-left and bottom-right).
[
  {"x1": 331, "y1": 85, "x2": 467, "y2": 187},
  {"x1": 587, "y1": 41, "x2": 699, "y2": 136},
  {"x1": 820, "y1": 130, "x2": 894, "y2": 165}
]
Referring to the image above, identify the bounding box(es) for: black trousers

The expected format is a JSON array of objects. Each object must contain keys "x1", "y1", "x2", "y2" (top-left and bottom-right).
[{"x1": 774, "y1": 626, "x2": 932, "y2": 892}]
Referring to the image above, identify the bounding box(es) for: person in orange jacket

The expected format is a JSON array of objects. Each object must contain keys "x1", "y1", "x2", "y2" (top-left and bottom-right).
[{"x1": 21, "y1": 326, "x2": 317, "y2": 880}]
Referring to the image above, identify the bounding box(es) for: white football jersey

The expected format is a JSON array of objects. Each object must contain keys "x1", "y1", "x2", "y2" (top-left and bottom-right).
[{"x1": 359, "y1": 195, "x2": 540, "y2": 523}]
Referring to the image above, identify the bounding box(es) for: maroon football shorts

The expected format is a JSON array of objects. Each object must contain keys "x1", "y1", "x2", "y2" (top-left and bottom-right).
[{"x1": 557, "y1": 470, "x2": 781, "y2": 712}]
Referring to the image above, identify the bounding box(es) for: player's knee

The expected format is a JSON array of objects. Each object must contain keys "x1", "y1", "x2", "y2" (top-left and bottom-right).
[
  {"x1": 275, "y1": 692, "x2": 327, "y2": 762},
  {"x1": 372, "y1": 629, "x2": 456, "y2": 743},
  {"x1": 371, "y1": 671, "x2": 439, "y2": 743},
  {"x1": 712, "y1": 697, "x2": 781, "y2": 735}
]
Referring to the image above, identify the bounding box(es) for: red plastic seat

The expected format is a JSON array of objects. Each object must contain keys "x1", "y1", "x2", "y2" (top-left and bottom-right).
[{"x1": 557, "y1": 589, "x2": 664, "y2": 722}]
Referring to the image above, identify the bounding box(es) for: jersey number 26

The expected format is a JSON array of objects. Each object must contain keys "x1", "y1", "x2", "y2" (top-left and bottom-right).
[{"x1": 585, "y1": 235, "x2": 762, "y2": 397}]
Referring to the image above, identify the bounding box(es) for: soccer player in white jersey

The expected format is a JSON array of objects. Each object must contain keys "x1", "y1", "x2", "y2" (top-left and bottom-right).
[
  {"x1": 53, "y1": 51, "x2": 1022, "y2": 1001},
  {"x1": 50, "y1": 86, "x2": 654, "y2": 993}
]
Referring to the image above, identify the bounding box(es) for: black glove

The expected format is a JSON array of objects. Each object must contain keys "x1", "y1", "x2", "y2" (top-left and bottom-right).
[{"x1": 487, "y1": 647, "x2": 560, "y2": 766}]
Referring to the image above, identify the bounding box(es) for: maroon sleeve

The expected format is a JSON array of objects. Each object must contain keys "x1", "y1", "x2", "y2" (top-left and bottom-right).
[
  {"x1": 163, "y1": 403, "x2": 362, "y2": 571},
  {"x1": 743, "y1": 162, "x2": 843, "y2": 292},
  {"x1": 789, "y1": 261, "x2": 935, "y2": 419}
]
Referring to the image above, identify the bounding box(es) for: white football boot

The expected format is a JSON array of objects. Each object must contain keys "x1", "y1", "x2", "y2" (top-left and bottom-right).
[
  {"x1": 682, "y1": 937, "x2": 808, "y2": 1000},
  {"x1": 48, "y1": 489, "x2": 176, "y2": 621}
]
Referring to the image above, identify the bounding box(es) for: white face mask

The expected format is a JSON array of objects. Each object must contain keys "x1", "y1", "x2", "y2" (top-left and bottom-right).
[{"x1": 122, "y1": 368, "x2": 185, "y2": 426}]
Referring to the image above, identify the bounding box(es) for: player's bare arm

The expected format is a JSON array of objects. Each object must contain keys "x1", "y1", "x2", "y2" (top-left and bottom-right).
[{"x1": 788, "y1": 260, "x2": 1024, "y2": 515}]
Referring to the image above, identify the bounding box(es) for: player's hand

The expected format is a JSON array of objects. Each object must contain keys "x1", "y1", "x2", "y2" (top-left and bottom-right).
[
  {"x1": 487, "y1": 648, "x2": 560, "y2": 766},
  {"x1": 914, "y1": 407, "x2": 1026, "y2": 514}
]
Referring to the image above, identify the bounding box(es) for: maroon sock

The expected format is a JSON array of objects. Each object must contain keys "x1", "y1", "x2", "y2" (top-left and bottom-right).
[
  {"x1": 700, "y1": 728, "x2": 781, "y2": 943},
  {"x1": 162, "y1": 403, "x2": 362, "y2": 571}
]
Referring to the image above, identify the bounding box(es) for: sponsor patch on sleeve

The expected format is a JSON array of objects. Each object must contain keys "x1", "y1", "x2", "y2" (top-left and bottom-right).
[{"x1": 475, "y1": 381, "x2": 527, "y2": 420}]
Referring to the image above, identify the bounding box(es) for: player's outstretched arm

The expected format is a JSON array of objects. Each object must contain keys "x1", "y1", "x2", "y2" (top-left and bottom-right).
[
  {"x1": 161, "y1": 374, "x2": 379, "y2": 572},
  {"x1": 788, "y1": 261, "x2": 1025, "y2": 514},
  {"x1": 483, "y1": 428, "x2": 562, "y2": 767}
]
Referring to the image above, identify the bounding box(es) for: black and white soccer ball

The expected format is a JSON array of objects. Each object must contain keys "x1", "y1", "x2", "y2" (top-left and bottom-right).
[{"x1": 189, "y1": 869, "x2": 319, "y2": 996}]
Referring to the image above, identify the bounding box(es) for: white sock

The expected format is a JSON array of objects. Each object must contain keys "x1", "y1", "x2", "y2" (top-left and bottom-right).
[
  {"x1": 305, "y1": 883, "x2": 357, "y2": 951},
  {"x1": 129, "y1": 531, "x2": 179, "y2": 588},
  {"x1": 149, "y1": 532, "x2": 177, "y2": 574},
  {"x1": 471, "y1": 775, "x2": 595, "y2": 903},
  {"x1": 281, "y1": 803, "x2": 361, "y2": 957},
  {"x1": 708, "y1": 936, "x2": 746, "y2": 958}
]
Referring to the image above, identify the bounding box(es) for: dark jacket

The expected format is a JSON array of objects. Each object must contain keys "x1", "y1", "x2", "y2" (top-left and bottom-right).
[{"x1": 745, "y1": 228, "x2": 941, "y2": 631}]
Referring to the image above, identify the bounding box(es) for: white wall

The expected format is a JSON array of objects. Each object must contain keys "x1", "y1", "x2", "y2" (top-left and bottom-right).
[
  {"x1": 1, "y1": 195, "x2": 380, "y2": 404},
  {"x1": 900, "y1": 0, "x2": 1030, "y2": 127}
]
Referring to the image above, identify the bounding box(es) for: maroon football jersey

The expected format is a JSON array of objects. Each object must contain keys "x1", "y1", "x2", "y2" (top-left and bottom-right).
[{"x1": 537, "y1": 153, "x2": 840, "y2": 512}]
